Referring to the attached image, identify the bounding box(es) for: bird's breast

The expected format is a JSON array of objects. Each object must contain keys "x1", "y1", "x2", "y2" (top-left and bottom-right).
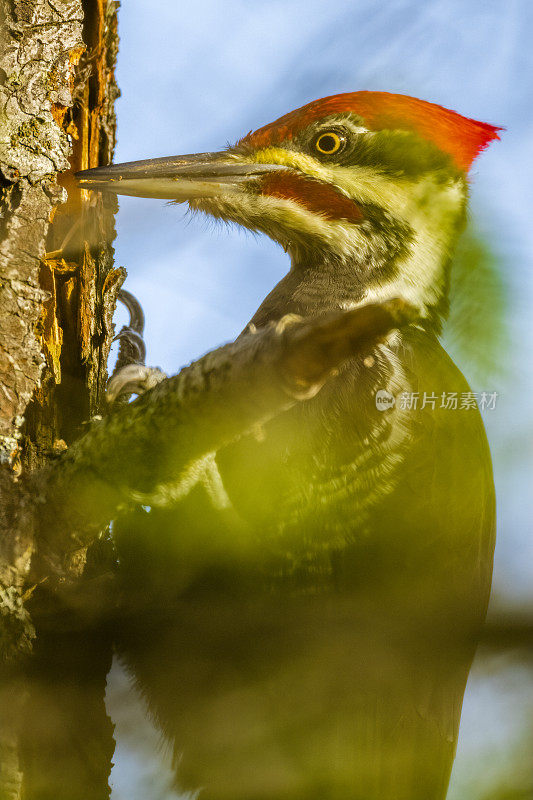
[
  {"x1": 217, "y1": 331, "x2": 494, "y2": 601},
  {"x1": 216, "y1": 343, "x2": 411, "y2": 581}
]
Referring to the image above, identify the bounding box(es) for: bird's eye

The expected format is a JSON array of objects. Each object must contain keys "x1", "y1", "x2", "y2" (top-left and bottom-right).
[{"x1": 314, "y1": 131, "x2": 344, "y2": 156}]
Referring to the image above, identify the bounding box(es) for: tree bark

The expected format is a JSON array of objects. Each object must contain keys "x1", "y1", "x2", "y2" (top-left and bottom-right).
[
  {"x1": 0, "y1": 0, "x2": 121, "y2": 641},
  {"x1": 1, "y1": 1, "x2": 120, "y2": 796}
]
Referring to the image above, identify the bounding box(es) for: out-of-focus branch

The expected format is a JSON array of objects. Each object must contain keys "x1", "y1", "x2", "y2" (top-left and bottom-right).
[
  {"x1": 481, "y1": 610, "x2": 533, "y2": 655},
  {"x1": 33, "y1": 299, "x2": 416, "y2": 583}
]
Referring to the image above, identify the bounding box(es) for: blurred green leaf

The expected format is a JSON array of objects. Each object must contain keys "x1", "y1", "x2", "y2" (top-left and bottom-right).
[{"x1": 443, "y1": 224, "x2": 510, "y2": 385}]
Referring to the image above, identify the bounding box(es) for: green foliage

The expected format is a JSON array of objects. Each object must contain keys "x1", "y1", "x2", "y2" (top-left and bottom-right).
[{"x1": 443, "y1": 224, "x2": 509, "y2": 385}]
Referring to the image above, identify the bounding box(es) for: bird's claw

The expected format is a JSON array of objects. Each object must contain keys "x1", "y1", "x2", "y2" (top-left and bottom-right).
[
  {"x1": 113, "y1": 289, "x2": 147, "y2": 370},
  {"x1": 113, "y1": 328, "x2": 147, "y2": 365},
  {"x1": 107, "y1": 289, "x2": 166, "y2": 403},
  {"x1": 106, "y1": 364, "x2": 167, "y2": 404}
]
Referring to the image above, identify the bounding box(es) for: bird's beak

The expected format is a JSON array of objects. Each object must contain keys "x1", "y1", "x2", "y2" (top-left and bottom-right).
[{"x1": 75, "y1": 152, "x2": 285, "y2": 201}]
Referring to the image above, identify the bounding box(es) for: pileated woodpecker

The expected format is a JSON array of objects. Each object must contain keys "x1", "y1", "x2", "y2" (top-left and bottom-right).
[{"x1": 78, "y1": 92, "x2": 499, "y2": 800}]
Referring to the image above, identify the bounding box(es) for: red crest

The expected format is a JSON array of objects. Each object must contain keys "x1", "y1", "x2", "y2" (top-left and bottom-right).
[{"x1": 242, "y1": 92, "x2": 501, "y2": 172}]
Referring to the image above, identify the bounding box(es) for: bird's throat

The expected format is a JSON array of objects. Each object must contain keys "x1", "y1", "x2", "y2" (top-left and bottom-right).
[{"x1": 249, "y1": 264, "x2": 368, "y2": 328}]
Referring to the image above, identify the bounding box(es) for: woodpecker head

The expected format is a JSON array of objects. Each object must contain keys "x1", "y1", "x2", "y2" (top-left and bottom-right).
[{"x1": 77, "y1": 92, "x2": 500, "y2": 327}]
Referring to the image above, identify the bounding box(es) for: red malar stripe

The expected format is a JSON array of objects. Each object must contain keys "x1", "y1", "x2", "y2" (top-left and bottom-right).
[{"x1": 261, "y1": 172, "x2": 364, "y2": 224}]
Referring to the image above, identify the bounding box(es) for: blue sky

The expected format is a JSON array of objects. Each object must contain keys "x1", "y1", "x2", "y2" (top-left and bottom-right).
[{"x1": 107, "y1": 1, "x2": 533, "y2": 796}]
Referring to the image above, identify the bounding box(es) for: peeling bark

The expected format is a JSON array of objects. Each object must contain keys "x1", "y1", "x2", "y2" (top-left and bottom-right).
[{"x1": 0, "y1": 1, "x2": 120, "y2": 795}]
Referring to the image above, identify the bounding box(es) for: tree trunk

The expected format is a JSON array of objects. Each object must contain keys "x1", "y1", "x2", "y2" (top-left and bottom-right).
[{"x1": 0, "y1": 1, "x2": 120, "y2": 795}]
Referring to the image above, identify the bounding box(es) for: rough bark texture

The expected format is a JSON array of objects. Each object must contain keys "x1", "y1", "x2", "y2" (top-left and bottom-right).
[
  {"x1": 0, "y1": 1, "x2": 120, "y2": 796},
  {"x1": 0, "y1": 0, "x2": 121, "y2": 638}
]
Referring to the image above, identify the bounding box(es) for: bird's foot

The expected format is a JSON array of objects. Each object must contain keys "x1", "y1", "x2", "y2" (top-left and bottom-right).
[
  {"x1": 113, "y1": 289, "x2": 147, "y2": 368},
  {"x1": 107, "y1": 364, "x2": 167, "y2": 404},
  {"x1": 107, "y1": 289, "x2": 167, "y2": 403}
]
